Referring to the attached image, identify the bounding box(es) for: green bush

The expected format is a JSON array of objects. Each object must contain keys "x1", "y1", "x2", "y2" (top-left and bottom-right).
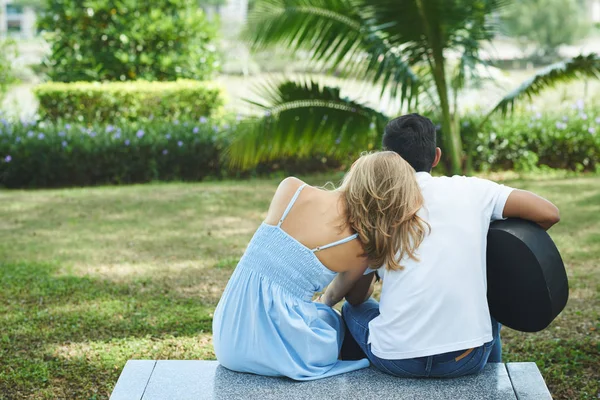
[
  {"x1": 462, "y1": 103, "x2": 600, "y2": 172},
  {"x1": 0, "y1": 118, "x2": 227, "y2": 188},
  {"x1": 2, "y1": 105, "x2": 599, "y2": 189},
  {"x1": 0, "y1": 118, "x2": 339, "y2": 188},
  {"x1": 34, "y1": 80, "x2": 223, "y2": 123},
  {"x1": 38, "y1": 0, "x2": 219, "y2": 82}
]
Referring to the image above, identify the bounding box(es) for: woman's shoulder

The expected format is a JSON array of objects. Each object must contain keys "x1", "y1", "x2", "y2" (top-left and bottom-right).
[{"x1": 277, "y1": 177, "x2": 306, "y2": 193}]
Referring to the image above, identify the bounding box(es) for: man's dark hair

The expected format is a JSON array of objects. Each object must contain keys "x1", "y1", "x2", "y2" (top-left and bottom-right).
[{"x1": 382, "y1": 113, "x2": 437, "y2": 172}]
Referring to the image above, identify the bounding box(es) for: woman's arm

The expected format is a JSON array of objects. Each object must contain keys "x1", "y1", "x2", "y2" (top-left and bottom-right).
[{"x1": 320, "y1": 264, "x2": 369, "y2": 307}]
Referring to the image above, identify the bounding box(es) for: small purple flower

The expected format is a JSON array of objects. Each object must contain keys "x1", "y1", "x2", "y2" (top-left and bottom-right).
[
  {"x1": 556, "y1": 122, "x2": 566, "y2": 129},
  {"x1": 149, "y1": 114, "x2": 154, "y2": 121},
  {"x1": 162, "y1": 149, "x2": 168, "y2": 155},
  {"x1": 264, "y1": 111, "x2": 271, "y2": 117},
  {"x1": 535, "y1": 112, "x2": 542, "y2": 119},
  {"x1": 27, "y1": 130, "x2": 34, "y2": 138},
  {"x1": 351, "y1": 108, "x2": 357, "y2": 113},
  {"x1": 89, "y1": 131, "x2": 97, "y2": 138},
  {"x1": 199, "y1": 116, "x2": 208, "y2": 124},
  {"x1": 435, "y1": 124, "x2": 442, "y2": 130},
  {"x1": 335, "y1": 137, "x2": 341, "y2": 144},
  {"x1": 369, "y1": 122, "x2": 376, "y2": 130},
  {"x1": 62, "y1": 141, "x2": 68, "y2": 147},
  {"x1": 125, "y1": 139, "x2": 131, "y2": 146},
  {"x1": 322, "y1": 115, "x2": 328, "y2": 121},
  {"x1": 177, "y1": 141, "x2": 183, "y2": 147},
  {"x1": 113, "y1": 132, "x2": 121, "y2": 139},
  {"x1": 595, "y1": 117, "x2": 600, "y2": 124},
  {"x1": 581, "y1": 113, "x2": 589, "y2": 120},
  {"x1": 58, "y1": 131, "x2": 66, "y2": 137},
  {"x1": 174, "y1": 120, "x2": 180, "y2": 125},
  {"x1": 65, "y1": 124, "x2": 71, "y2": 130},
  {"x1": 576, "y1": 99, "x2": 585, "y2": 110},
  {"x1": 165, "y1": 134, "x2": 171, "y2": 139},
  {"x1": 15, "y1": 137, "x2": 21, "y2": 143},
  {"x1": 4, "y1": 155, "x2": 11, "y2": 162},
  {"x1": 183, "y1": 122, "x2": 189, "y2": 127},
  {"x1": 192, "y1": 127, "x2": 199, "y2": 134},
  {"x1": 236, "y1": 114, "x2": 243, "y2": 121},
  {"x1": 527, "y1": 123, "x2": 534, "y2": 128},
  {"x1": 589, "y1": 127, "x2": 596, "y2": 134},
  {"x1": 136, "y1": 129, "x2": 144, "y2": 138},
  {"x1": 106, "y1": 125, "x2": 115, "y2": 133},
  {"x1": 223, "y1": 124, "x2": 230, "y2": 130},
  {"x1": 212, "y1": 125, "x2": 219, "y2": 133},
  {"x1": 38, "y1": 133, "x2": 45, "y2": 140}
]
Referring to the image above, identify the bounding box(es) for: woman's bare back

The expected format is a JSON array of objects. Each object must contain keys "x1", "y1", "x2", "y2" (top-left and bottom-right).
[{"x1": 264, "y1": 177, "x2": 367, "y2": 273}]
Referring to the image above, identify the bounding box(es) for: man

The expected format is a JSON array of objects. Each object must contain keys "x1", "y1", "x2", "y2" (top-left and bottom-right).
[{"x1": 337, "y1": 113, "x2": 560, "y2": 378}]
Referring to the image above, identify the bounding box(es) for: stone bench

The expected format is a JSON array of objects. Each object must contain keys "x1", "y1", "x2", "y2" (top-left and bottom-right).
[{"x1": 110, "y1": 360, "x2": 551, "y2": 400}]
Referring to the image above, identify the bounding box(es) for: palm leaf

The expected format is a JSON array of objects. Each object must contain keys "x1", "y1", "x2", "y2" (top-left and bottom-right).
[
  {"x1": 246, "y1": 0, "x2": 422, "y2": 107},
  {"x1": 246, "y1": 0, "x2": 364, "y2": 68},
  {"x1": 486, "y1": 53, "x2": 600, "y2": 117},
  {"x1": 228, "y1": 79, "x2": 389, "y2": 168}
]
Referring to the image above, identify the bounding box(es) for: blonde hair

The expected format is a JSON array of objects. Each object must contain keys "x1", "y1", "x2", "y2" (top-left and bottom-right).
[{"x1": 339, "y1": 151, "x2": 429, "y2": 270}]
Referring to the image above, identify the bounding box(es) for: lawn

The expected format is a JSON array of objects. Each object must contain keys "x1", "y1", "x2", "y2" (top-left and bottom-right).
[{"x1": 0, "y1": 174, "x2": 598, "y2": 399}]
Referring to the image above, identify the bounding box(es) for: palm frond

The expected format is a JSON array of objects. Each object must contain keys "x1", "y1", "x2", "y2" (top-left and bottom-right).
[
  {"x1": 246, "y1": 0, "x2": 422, "y2": 106},
  {"x1": 228, "y1": 79, "x2": 389, "y2": 168},
  {"x1": 487, "y1": 53, "x2": 600, "y2": 117},
  {"x1": 246, "y1": 0, "x2": 364, "y2": 69}
]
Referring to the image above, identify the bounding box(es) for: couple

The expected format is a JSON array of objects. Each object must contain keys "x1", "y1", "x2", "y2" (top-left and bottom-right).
[{"x1": 212, "y1": 113, "x2": 560, "y2": 380}]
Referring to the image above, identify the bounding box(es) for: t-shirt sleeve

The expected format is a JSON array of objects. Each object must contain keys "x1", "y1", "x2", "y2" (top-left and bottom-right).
[{"x1": 469, "y1": 177, "x2": 515, "y2": 221}]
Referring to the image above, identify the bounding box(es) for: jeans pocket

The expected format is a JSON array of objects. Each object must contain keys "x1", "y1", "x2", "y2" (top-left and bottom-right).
[{"x1": 433, "y1": 348, "x2": 486, "y2": 378}]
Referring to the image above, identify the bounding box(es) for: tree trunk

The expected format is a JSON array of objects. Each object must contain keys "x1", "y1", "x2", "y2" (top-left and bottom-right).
[
  {"x1": 430, "y1": 57, "x2": 463, "y2": 175},
  {"x1": 414, "y1": 0, "x2": 463, "y2": 175}
]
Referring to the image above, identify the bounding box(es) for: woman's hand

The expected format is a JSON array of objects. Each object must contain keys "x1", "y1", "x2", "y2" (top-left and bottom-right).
[{"x1": 314, "y1": 293, "x2": 333, "y2": 307}]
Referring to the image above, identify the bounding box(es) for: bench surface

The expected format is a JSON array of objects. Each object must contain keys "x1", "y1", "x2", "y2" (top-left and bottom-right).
[{"x1": 110, "y1": 360, "x2": 551, "y2": 400}]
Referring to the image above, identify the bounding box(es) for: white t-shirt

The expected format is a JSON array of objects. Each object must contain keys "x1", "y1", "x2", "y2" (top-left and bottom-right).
[{"x1": 367, "y1": 173, "x2": 514, "y2": 360}]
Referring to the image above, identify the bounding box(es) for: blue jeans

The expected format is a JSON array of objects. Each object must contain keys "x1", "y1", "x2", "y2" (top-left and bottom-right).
[{"x1": 341, "y1": 298, "x2": 502, "y2": 378}]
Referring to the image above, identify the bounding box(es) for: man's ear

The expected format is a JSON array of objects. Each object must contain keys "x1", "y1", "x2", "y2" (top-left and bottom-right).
[{"x1": 431, "y1": 147, "x2": 442, "y2": 169}]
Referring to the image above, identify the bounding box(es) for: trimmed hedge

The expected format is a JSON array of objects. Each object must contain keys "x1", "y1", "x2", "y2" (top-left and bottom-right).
[
  {"x1": 34, "y1": 80, "x2": 223, "y2": 123},
  {"x1": 0, "y1": 118, "x2": 340, "y2": 189}
]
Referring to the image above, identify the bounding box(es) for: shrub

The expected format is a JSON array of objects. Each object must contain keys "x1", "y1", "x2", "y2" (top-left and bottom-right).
[
  {"x1": 0, "y1": 118, "x2": 339, "y2": 188},
  {"x1": 0, "y1": 118, "x2": 227, "y2": 188},
  {"x1": 34, "y1": 80, "x2": 223, "y2": 123},
  {"x1": 462, "y1": 104, "x2": 600, "y2": 172},
  {"x1": 38, "y1": 0, "x2": 219, "y2": 82},
  {"x1": 2, "y1": 105, "x2": 598, "y2": 189}
]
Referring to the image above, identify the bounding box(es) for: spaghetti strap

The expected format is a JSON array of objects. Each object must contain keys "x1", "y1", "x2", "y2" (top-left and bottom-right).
[
  {"x1": 312, "y1": 233, "x2": 359, "y2": 253},
  {"x1": 278, "y1": 183, "x2": 308, "y2": 227}
]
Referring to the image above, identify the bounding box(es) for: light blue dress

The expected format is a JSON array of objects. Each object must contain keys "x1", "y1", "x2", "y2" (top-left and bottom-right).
[{"x1": 213, "y1": 184, "x2": 370, "y2": 380}]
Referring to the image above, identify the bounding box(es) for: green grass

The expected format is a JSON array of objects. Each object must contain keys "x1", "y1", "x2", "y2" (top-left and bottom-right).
[{"x1": 0, "y1": 174, "x2": 599, "y2": 399}]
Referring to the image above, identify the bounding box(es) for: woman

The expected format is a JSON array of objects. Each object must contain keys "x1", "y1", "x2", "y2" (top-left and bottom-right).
[{"x1": 212, "y1": 151, "x2": 428, "y2": 380}]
